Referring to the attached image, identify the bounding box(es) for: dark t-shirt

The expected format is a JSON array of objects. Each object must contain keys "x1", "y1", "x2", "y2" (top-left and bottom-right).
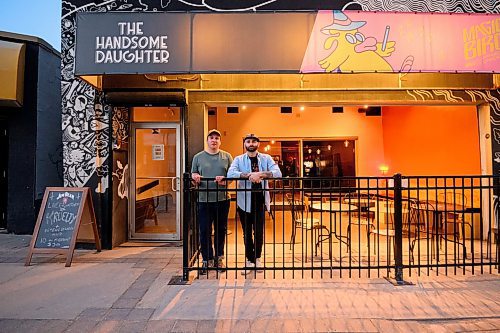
[{"x1": 249, "y1": 156, "x2": 264, "y2": 203}]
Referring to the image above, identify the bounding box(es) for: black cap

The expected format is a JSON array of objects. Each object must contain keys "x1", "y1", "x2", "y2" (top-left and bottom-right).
[
  {"x1": 207, "y1": 129, "x2": 221, "y2": 138},
  {"x1": 243, "y1": 133, "x2": 260, "y2": 142}
]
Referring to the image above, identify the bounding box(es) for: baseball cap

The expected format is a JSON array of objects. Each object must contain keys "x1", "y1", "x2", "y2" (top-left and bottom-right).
[
  {"x1": 207, "y1": 129, "x2": 221, "y2": 138},
  {"x1": 243, "y1": 133, "x2": 260, "y2": 142}
]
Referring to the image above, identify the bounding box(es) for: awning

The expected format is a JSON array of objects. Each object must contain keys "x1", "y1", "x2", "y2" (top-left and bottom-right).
[{"x1": 0, "y1": 40, "x2": 25, "y2": 108}]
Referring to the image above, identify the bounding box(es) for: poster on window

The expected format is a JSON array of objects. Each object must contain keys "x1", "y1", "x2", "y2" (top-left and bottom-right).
[{"x1": 152, "y1": 144, "x2": 164, "y2": 161}]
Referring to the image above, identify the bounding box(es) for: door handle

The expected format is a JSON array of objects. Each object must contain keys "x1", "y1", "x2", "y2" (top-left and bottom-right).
[{"x1": 171, "y1": 177, "x2": 180, "y2": 192}]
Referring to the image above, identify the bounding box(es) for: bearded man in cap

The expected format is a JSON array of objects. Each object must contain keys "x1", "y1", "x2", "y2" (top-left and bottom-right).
[
  {"x1": 227, "y1": 134, "x2": 282, "y2": 274},
  {"x1": 191, "y1": 129, "x2": 233, "y2": 274}
]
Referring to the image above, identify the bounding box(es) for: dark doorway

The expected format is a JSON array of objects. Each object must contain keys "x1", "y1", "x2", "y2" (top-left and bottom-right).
[{"x1": 0, "y1": 119, "x2": 7, "y2": 229}]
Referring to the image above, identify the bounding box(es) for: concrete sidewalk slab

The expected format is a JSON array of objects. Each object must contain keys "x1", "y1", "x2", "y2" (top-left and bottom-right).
[{"x1": 0, "y1": 233, "x2": 498, "y2": 332}]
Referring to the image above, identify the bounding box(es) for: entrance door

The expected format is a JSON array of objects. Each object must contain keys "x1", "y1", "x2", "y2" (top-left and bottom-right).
[
  {"x1": 0, "y1": 120, "x2": 6, "y2": 229},
  {"x1": 130, "y1": 123, "x2": 181, "y2": 240}
]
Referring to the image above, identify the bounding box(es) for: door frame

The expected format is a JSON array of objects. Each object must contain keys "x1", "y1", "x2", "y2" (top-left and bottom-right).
[{"x1": 129, "y1": 122, "x2": 182, "y2": 241}]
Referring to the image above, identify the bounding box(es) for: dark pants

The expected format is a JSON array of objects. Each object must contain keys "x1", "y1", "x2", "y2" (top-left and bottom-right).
[
  {"x1": 237, "y1": 193, "x2": 265, "y2": 263},
  {"x1": 197, "y1": 200, "x2": 230, "y2": 262}
]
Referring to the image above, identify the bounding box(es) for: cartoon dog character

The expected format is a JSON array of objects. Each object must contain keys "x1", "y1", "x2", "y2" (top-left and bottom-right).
[{"x1": 319, "y1": 11, "x2": 396, "y2": 72}]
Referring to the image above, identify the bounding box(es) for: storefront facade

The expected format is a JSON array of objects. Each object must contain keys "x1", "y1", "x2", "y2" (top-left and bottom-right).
[
  {"x1": 0, "y1": 32, "x2": 62, "y2": 234},
  {"x1": 62, "y1": 1, "x2": 499, "y2": 249}
]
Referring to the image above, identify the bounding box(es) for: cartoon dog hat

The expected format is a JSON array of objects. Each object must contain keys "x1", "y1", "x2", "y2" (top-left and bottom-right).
[{"x1": 321, "y1": 11, "x2": 366, "y2": 34}]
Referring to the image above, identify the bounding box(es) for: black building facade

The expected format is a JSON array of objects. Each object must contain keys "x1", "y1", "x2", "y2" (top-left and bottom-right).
[
  {"x1": 0, "y1": 32, "x2": 62, "y2": 234},
  {"x1": 62, "y1": 1, "x2": 499, "y2": 249}
]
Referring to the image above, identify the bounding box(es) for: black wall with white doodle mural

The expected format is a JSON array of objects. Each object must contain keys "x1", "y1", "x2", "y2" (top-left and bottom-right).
[{"x1": 62, "y1": 1, "x2": 499, "y2": 246}]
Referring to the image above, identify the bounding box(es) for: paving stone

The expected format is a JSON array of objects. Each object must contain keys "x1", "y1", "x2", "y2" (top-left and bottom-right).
[
  {"x1": 171, "y1": 319, "x2": 198, "y2": 332},
  {"x1": 0, "y1": 319, "x2": 71, "y2": 333},
  {"x1": 112, "y1": 298, "x2": 140, "y2": 309},
  {"x1": 249, "y1": 319, "x2": 279, "y2": 332},
  {"x1": 144, "y1": 320, "x2": 176, "y2": 332},
  {"x1": 127, "y1": 308, "x2": 155, "y2": 321},
  {"x1": 77, "y1": 308, "x2": 109, "y2": 321},
  {"x1": 117, "y1": 320, "x2": 147, "y2": 333},
  {"x1": 92, "y1": 320, "x2": 123, "y2": 333},
  {"x1": 195, "y1": 319, "x2": 218, "y2": 332},
  {"x1": 64, "y1": 319, "x2": 98, "y2": 333},
  {"x1": 121, "y1": 288, "x2": 148, "y2": 299},
  {"x1": 220, "y1": 319, "x2": 251, "y2": 333},
  {"x1": 102, "y1": 308, "x2": 132, "y2": 321}
]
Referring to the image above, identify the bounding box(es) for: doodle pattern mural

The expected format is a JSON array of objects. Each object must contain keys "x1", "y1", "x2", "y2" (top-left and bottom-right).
[{"x1": 62, "y1": 0, "x2": 499, "y2": 194}]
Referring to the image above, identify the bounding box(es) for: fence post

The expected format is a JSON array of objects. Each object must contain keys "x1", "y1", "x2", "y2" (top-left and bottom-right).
[
  {"x1": 182, "y1": 172, "x2": 191, "y2": 281},
  {"x1": 393, "y1": 173, "x2": 404, "y2": 283}
]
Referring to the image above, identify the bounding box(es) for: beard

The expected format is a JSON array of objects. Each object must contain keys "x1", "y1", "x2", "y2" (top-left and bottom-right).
[{"x1": 245, "y1": 145, "x2": 257, "y2": 152}]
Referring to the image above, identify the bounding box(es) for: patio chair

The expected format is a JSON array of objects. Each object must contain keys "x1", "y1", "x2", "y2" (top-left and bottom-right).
[
  {"x1": 286, "y1": 193, "x2": 329, "y2": 257},
  {"x1": 438, "y1": 191, "x2": 470, "y2": 254},
  {"x1": 368, "y1": 199, "x2": 410, "y2": 264},
  {"x1": 408, "y1": 200, "x2": 436, "y2": 264}
]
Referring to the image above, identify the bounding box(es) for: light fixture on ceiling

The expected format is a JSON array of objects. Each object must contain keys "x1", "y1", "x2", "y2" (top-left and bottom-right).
[{"x1": 366, "y1": 106, "x2": 382, "y2": 116}]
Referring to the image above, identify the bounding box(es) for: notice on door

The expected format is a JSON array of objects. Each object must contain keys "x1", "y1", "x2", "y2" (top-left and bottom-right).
[{"x1": 152, "y1": 144, "x2": 164, "y2": 160}]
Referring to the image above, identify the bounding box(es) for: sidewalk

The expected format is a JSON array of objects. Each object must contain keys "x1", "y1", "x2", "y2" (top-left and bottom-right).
[{"x1": 0, "y1": 233, "x2": 498, "y2": 332}]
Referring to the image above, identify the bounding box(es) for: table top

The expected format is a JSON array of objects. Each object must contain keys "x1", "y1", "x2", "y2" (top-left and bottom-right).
[
  {"x1": 311, "y1": 202, "x2": 358, "y2": 212},
  {"x1": 343, "y1": 198, "x2": 377, "y2": 206},
  {"x1": 368, "y1": 206, "x2": 410, "y2": 214},
  {"x1": 419, "y1": 200, "x2": 467, "y2": 213}
]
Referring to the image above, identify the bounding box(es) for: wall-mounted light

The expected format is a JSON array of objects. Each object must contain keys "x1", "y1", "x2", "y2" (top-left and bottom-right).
[
  {"x1": 379, "y1": 165, "x2": 389, "y2": 175},
  {"x1": 308, "y1": 148, "x2": 312, "y2": 154},
  {"x1": 316, "y1": 149, "x2": 321, "y2": 155},
  {"x1": 327, "y1": 145, "x2": 332, "y2": 151},
  {"x1": 300, "y1": 106, "x2": 305, "y2": 111},
  {"x1": 344, "y1": 140, "x2": 349, "y2": 148},
  {"x1": 241, "y1": 105, "x2": 247, "y2": 110},
  {"x1": 271, "y1": 140, "x2": 275, "y2": 144}
]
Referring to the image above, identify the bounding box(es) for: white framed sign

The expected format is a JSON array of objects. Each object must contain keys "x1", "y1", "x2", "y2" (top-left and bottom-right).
[{"x1": 152, "y1": 144, "x2": 164, "y2": 161}]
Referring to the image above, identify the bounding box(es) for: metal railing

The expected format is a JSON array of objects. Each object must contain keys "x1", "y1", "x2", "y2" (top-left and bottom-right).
[{"x1": 183, "y1": 173, "x2": 499, "y2": 282}]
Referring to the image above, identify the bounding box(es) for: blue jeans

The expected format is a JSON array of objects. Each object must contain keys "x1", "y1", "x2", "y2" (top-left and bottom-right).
[{"x1": 197, "y1": 200, "x2": 230, "y2": 262}]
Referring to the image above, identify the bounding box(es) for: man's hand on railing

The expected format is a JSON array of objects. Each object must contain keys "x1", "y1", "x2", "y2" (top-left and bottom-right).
[
  {"x1": 214, "y1": 176, "x2": 227, "y2": 186},
  {"x1": 248, "y1": 172, "x2": 263, "y2": 184},
  {"x1": 191, "y1": 173, "x2": 202, "y2": 185}
]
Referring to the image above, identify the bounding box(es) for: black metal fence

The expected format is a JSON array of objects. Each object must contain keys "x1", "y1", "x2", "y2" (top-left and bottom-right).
[{"x1": 183, "y1": 173, "x2": 499, "y2": 282}]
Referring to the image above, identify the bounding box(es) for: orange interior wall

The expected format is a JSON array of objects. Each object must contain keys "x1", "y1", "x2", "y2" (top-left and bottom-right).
[
  {"x1": 382, "y1": 106, "x2": 480, "y2": 175},
  {"x1": 216, "y1": 106, "x2": 385, "y2": 176}
]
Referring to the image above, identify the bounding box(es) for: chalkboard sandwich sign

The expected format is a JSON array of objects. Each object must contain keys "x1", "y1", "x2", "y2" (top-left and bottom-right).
[{"x1": 25, "y1": 187, "x2": 101, "y2": 267}]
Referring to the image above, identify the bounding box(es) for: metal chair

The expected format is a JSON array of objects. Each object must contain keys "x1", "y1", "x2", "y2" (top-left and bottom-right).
[
  {"x1": 438, "y1": 191, "x2": 470, "y2": 254},
  {"x1": 368, "y1": 199, "x2": 410, "y2": 264},
  {"x1": 286, "y1": 193, "x2": 329, "y2": 258},
  {"x1": 408, "y1": 200, "x2": 435, "y2": 264}
]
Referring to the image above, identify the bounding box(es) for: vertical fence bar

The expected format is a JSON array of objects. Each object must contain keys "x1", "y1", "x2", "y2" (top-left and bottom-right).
[
  {"x1": 393, "y1": 173, "x2": 404, "y2": 283},
  {"x1": 182, "y1": 172, "x2": 192, "y2": 281}
]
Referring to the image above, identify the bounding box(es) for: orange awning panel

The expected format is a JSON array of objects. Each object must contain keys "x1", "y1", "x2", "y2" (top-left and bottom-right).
[{"x1": 0, "y1": 40, "x2": 25, "y2": 107}]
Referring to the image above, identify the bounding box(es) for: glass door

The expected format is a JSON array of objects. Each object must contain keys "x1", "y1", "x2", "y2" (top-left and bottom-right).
[{"x1": 130, "y1": 123, "x2": 181, "y2": 240}]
